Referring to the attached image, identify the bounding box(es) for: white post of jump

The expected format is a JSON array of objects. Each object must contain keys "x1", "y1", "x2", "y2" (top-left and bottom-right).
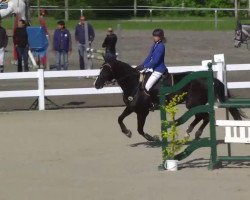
[
  {"x1": 214, "y1": 54, "x2": 225, "y2": 84},
  {"x1": 84, "y1": 21, "x2": 92, "y2": 69},
  {"x1": 214, "y1": 54, "x2": 232, "y2": 156},
  {"x1": 116, "y1": 24, "x2": 122, "y2": 60},
  {"x1": 38, "y1": 69, "x2": 45, "y2": 110}
]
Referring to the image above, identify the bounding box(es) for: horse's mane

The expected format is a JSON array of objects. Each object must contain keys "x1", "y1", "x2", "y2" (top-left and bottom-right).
[{"x1": 111, "y1": 60, "x2": 139, "y2": 76}]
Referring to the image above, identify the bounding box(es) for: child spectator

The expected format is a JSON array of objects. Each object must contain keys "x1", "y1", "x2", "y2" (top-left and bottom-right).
[{"x1": 53, "y1": 20, "x2": 72, "y2": 70}]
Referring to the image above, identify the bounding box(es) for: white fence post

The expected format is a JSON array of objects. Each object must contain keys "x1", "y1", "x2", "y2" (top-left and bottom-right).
[
  {"x1": 38, "y1": 69, "x2": 45, "y2": 111},
  {"x1": 214, "y1": 54, "x2": 225, "y2": 83}
]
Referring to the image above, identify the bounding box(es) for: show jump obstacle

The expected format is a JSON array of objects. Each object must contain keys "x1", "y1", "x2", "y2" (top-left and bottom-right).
[{"x1": 160, "y1": 63, "x2": 250, "y2": 170}]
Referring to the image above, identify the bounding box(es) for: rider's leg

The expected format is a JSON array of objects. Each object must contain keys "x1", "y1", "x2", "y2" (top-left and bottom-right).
[
  {"x1": 145, "y1": 71, "x2": 163, "y2": 110},
  {"x1": 145, "y1": 71, "x2": 163, "y2": 92}
]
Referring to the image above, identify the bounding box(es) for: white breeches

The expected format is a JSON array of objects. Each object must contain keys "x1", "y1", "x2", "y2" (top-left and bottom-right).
[
  {"x1": 145, "y1": 71, "x2": 163, "y2": 91},
  {"x1": 0, "y1": 48, "x2": 5, "y2": 66}
]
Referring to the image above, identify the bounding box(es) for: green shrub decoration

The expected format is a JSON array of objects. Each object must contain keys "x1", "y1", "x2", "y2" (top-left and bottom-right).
[{"x1": 162, "y1": 92, "x2": 189, "y2": 160}]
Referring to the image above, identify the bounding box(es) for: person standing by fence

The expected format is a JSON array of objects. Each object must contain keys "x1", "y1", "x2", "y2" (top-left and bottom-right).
[
  {"x1": 13, "y1": 19, "x2": 29, "y2": 72},
  {"x1": 102, "y1": 27, "x2": 117, "y2": 59},
  {"x1": 39, "y1": 8, "x2": 49, "y2": 68},
  {"x1": 75, "y1": 16, "x2": 95, "y2": 70},
  {"x1": 0, "y1": 19, "x2": 8, "y2": 73},
  {"x1": 53, "y1": 20, "x2": 72, "y2": 70}
]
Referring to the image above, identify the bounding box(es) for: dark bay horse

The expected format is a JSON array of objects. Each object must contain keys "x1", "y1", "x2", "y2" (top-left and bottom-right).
[{"x1": 94, "y1": 59, "x2": 245, "y2": 141}]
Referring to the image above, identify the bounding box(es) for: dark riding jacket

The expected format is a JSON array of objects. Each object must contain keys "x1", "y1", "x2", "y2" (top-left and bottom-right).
[
  {"x1": 75, "y1": 23, "x2": 95, "y2": 44},
  {"x1": 142, "y1": 40, "x2": 167, "y2": 74},
  {"x1": 102, "y1": 33, "x2": 117, "y2": 55},
  {"x1": 0, "y1": 26, "x2": 8, "y2": 48}
]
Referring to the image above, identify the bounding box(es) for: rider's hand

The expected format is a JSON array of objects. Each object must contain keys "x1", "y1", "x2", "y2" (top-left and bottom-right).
[{"x1": 136, "y1": 65, "x2": 144, "y2": 71}]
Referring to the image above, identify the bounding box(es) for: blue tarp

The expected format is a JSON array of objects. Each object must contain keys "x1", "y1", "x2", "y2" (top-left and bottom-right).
[
  {"x1": 27, "y1": 26, "x2": 49, "y2": 56},
  {"x1": 0, "y1": 3, "x2": 8, "y2": 9}
]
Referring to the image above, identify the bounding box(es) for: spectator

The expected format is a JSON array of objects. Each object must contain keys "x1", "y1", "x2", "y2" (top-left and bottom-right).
[
  {"x1": 75, "y1": 16, "x2": 95, "y2": 70},
  {"x1": 0, "y1": 19, "x2": 8, "y2": 73},
  {"x1": 39, "y1": 8, "x2": 49, "y2": 68},
  {"x1": 39, "y1": 8, "x2": 49, "y2": 35},
  {"x1": 13, "y1": 19, "x2": 29, "y2": 72},
  {"x1": 102, "y1": 27, "x2": 117, "y2": 58},
  {"x1": 53, "y1": 20, "x2": 72, "y2": 70}
]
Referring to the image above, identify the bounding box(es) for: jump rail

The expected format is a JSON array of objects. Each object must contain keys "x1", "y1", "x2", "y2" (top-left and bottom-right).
[{"x1": 216, "y1": 120, "x2": 250, "y2": 143}]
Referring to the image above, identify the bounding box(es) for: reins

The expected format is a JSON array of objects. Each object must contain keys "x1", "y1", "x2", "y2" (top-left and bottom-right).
[{"x1": 100, "y1": 62, "x2": 139, "y2": 85}]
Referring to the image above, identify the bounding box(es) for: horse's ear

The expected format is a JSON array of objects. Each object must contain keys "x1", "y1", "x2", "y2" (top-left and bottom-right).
[
  {"x1": 236, "y1": 20, "x2": 242, "y2": 29},
  {"x1": 103, "y1": 53, "x2": 117, "y2": 63}
]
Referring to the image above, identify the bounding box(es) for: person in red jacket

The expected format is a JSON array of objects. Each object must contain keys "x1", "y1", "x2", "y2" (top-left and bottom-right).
[{"x1": 39, "y1": 8, "x2": 49, "y2": 68}]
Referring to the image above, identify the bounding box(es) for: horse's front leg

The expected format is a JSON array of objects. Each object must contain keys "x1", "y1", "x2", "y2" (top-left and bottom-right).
[
  {"x1": 118, "y1": 106, "x2": 133, "y2": 138},
  {"x1": 137, "y1": 111, "x2": 155, "y2": 141}
]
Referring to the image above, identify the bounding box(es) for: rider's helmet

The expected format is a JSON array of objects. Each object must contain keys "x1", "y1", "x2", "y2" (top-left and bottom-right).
[
  {"x1": 152, "y1": 28, "x2": 164, "y2": 37},
  {"x1": 152, "y1": 28, "x2": 166, "y2": 42}
]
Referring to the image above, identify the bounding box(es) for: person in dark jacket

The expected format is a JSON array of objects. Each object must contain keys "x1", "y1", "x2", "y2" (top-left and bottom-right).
[
  {"x1": 13, "y1": 19, "x2": 29, "y2": 72},
  {"x1": 53, "y1": 20, "x2": 72, "y2": 70},
  {"x1": 0, "y1": 19, "x2": 8, "y2": 73},
  {"x1": 102, "y1": 27, "x2": 117, "y2": 57},
  {"x1": 75, "y1": 16, "x2": 95, "y2": 70}
]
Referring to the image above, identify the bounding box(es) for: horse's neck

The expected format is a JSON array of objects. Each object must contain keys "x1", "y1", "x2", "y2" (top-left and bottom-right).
[
  {"x1": 116, "y1": 71, "x2": 139, "y2": 96},
  {"x1": 242, "y1": 25, "x2": 250, "y2": 37}
]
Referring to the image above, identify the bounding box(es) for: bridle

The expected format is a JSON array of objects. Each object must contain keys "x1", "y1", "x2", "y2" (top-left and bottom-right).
[
  {"x1": 98, "y1": 63, "x2": 116, "y2": 86},
  {"x1": 98, "y1": 62, "x2": 139, "y2": 86}
]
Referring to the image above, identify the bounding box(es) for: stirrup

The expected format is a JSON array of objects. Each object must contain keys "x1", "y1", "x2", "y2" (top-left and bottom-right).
[{"x1": 144, "y1": 90, "x2": 150, "y2": 96}]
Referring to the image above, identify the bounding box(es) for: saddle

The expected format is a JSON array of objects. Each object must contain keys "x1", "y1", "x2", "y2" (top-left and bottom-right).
[{"x1": 125, "y1": 72, "x2": 173, "y2": 110}]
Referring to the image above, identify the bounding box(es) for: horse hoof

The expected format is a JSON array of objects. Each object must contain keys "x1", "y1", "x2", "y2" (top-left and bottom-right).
[
  {"x1": 186, "y1": 126, "x2": 194, "y2": 133},
  {"x1": 123, "y1": 129, "x2": 132, "y2": 138},
  {"x1": 153, "y1": 135, "x2": 160, "y2": 142},
  {"x1": 184, "y1": 132, "x2": 190, "y2": 139},
  {"x1": 144, "y1": 133, "x2": 155, "y2": 142},
  {"x1": 195, "y1": 130, "x2": 202, "y2": 140}
]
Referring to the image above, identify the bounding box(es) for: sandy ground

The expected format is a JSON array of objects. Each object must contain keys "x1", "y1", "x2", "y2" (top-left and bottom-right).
[{"x1": 0, "y1": 106, "x2": 250, "y2": 200}]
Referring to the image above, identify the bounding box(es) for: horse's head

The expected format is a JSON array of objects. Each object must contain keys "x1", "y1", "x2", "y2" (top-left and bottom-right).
[
  {"x1": 234, "y1": 21, "x2": 242, "y2": 48},
  {"x1": 234, "y1": 22, "x2": 250, "y2": 48},
  {"x1": 94, "y1": 59, "x2": 139, "y2": 90},
  {"x1": 94, "y1": 63, "x2": 115, "y2": 89}
]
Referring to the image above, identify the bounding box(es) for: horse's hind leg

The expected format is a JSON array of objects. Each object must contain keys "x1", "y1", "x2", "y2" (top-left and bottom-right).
[
  {"x1": 118, "y1": 107, "x2": 133, "y2": 138},
  {"x1": 195, "y1": 113, "x2": 209, "y2": 140},
  {"x1": 186, "y1": 114, "x2": 203, "y2": 137},
  {"x1": 137, "y1": 111, "x2": 155, "y2": 141}
]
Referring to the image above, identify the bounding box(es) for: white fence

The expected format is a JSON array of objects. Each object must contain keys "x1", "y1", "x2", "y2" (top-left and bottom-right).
[{"x1": 0, "y1": 54, "x2": 250, "y2": 111}]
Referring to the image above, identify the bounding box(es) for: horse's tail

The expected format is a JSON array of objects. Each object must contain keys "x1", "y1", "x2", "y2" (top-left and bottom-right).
[{"x1": 214, "y1": 78, "x2": 247, "y2": 120}]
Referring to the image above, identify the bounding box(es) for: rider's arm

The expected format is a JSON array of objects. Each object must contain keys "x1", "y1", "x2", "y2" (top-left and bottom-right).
[
  {"x1": 142, "y1": 45, "x2": 154, "y2": 67},
  {"x1": 146, "y1": 44, "x2": 165, "y2": 69},
  {"x1": 102, "y1": 36, "x2": 108, "y2": 48}
]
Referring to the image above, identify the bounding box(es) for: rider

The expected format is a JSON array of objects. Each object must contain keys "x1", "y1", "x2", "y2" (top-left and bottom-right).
[{"x1": 138, "y1": 28, "x2": 167, "y2": 109}]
